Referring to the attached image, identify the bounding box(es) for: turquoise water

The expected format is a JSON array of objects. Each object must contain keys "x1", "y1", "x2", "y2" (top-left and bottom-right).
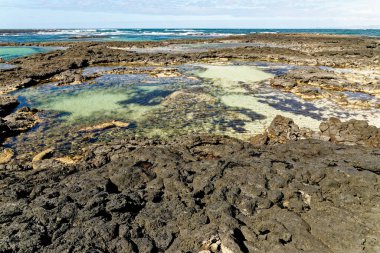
[
  {"x1": 0, "y1": 46, "x2": 65, "y2": 60},
  {"x1": 12, "y1": 72, "x2": 200, "y2": 126},
  {"x1": 0, "y1": 29, "x2": 379, "y2": 43},
  {"x1": 5, "y1": 63, "x2": 380, "y2": 157}
]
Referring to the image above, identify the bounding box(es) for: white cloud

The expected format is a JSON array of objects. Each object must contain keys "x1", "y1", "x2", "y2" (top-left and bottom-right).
[{"x1": 0, "y1": 0, "x2": 379, "y2": 28}]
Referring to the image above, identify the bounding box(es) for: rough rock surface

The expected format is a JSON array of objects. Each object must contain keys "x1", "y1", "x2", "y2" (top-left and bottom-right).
[
  {"x1": 0, "y1": 96, "x2": 19, "y2": 117},
  {"x1": 1, "y1": 33, "x2": 379, "y2": 94},
  {"x1": 319, "y1": 117, "x2": 380, "y2": 148},
  {"x1": 270, "y1": 67, "x2": 380, "y2": 108},
  {"x1": 3, "y1": 107, "x2": 39, "y2": 134},
  {"x1": 0, "y1": 96, "x2": 39, "y2": 143},
  {"x1": 0, "y1": 135, "x2": 379, "y2": 253},
  {"x1": 249, "y1": 115, "x2": 307, "y2": 145},
  {"x1": 251, "y1": 115, "x2": 380, "y2": 150}
]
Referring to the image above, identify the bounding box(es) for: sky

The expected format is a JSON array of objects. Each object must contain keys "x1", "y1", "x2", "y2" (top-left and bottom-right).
[{"x1": 0, "y1": 0, "x2": 379, "y2": 29}]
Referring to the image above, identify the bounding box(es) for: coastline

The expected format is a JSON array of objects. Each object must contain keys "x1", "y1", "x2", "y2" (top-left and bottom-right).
[{"x1": 0, "y1": 33, "x2": 380, "y2": 252}]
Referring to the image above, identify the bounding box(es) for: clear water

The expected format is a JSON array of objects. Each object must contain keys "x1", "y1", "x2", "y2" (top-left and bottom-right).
[
  {"x1": 13, "y1": 73, "x2": 199, "y2": 126},
  {"x1": 6, "y1": 63, "x2": 380, "y2": 158},
  {"x1": 1, "y1": 29, "x2": 379, "y2": 43},
  {"x1": 0, "y1": 46, "x2": 66, "y2": 60}
]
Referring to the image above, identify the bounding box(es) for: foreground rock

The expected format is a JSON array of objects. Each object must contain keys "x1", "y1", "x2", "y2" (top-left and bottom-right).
[{"x1": 0, "y1": 135, "x2": 379, "y2": 252}]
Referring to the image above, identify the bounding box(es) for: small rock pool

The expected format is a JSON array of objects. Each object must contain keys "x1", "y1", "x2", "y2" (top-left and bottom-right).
[{"x1": 0, "y1": 46, "x2": 66, "y2": 61}]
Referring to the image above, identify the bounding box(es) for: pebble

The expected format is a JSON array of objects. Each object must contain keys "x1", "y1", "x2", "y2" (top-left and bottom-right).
[
  {"x1": 0, "y1": 148, "x2": 14, "y2": 164},
  {"x1": 210, "y1": 243, "x2": 219, "y2": 252}
]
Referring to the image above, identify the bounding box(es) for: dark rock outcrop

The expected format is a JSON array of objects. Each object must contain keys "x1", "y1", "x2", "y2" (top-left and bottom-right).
[
  {"x1": 250, "y1": 115, "x2": 306, "y2": 145},
  {"x1": 0, "y1": 96, "x2": 19, "y2": 117},
  {"x1": 319, "y1": 117, "x2": 380, "y2": 148},
  {"x1": 0, "y1": 135, "x2": 379, "y2": 252}
]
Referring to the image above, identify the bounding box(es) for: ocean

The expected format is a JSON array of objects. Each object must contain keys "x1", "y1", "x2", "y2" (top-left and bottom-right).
[{"x1": 0, "y1": 29, "x2": 379, "y2": 43}]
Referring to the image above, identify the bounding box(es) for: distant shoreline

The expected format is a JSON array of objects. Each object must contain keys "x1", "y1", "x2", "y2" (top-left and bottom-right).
[{"x1": 0, "y1": 28, "x2": 379, "y2": 44}]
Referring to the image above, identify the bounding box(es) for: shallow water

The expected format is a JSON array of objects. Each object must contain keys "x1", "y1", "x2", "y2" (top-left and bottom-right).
[
  {"x1": 6, "y1": 63, "x2": 380, "y2": 157},
  {"x1": 195, "y1": 65, "x2": 274, "y2": 92},
  {"x1": 13, "y1": 73, "x2": 198, "y2": 126},
  {"x1": 0, "y1": 46, "x2": 66, "y2": 60}
]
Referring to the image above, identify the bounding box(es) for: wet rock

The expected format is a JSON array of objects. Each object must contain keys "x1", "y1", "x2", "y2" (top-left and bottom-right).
[
  {"x1": 14, "y1": 78, "x2": 37, "y2": 89},
  {"x1": 3, "y1": 107, "x2": 39, "y2": 133},
  {"x1": 0, "y1": 95, "x2": 19, "y2": 117},
  {"x1": 0, "y1": 118, "x2": 10, "y2": 142},
  {"x1": 270, "y1": 78, "x2": 297, "y2": 89},
  {"x1": 162, "y1": 90, "x2": 217, "y2": 106}
]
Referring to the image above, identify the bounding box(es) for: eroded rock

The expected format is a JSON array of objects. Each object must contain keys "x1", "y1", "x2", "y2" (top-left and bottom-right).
[
  {"x1": 0, "y1": 135, "x2": 379, "y2": 252},
  {"x1": 319, "y1": 117, "x2": 380, "y2": 148}
]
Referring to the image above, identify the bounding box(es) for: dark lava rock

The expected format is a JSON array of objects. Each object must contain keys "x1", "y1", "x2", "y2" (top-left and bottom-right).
[
  {"x1": 319, "y1": 117, "x2": 380, "y2": 148},
  {"x1": 3, "y1": 107, "x2": 39, "y2": 134},
  {"x1": 0, "y1": 135, "x2": 379, "y2": 252},
  {"x1": 54, "y1": 69, "x2": 85, "y2": 85},
  {"x1": 250, "y1": 115, "x2": 305, "y2": 145},
  {"x1": 0, "y1": 95, "x2": 19, "y2": 117}
]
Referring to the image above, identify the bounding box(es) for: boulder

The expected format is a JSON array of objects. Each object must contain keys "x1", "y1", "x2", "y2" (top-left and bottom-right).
[
  {"x1": 3, "y1": 107, "x2": 39, "y2": 133},
  {"x1": 319, "y1": 118, "x2": 380, "y2": 148},
  {"x1": 0, "y1": 96, "x2": 19, "y2": 117}
]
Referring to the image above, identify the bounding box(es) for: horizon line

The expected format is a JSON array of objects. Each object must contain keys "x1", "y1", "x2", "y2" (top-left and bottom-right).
[{"x1": 1, "y1": 27, "x2": 380, "y2": 30}]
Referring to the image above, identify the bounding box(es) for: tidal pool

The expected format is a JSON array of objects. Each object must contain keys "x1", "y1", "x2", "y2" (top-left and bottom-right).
[
  {"x1": 6, "y1": 63, "x2": 380, "y2": 158},
  {"x1": 0, "y1": 46, "x2": 66, "y2": 60},
  {"x1": 13, "y1": 74, "x2": 197, "y2": 126}
]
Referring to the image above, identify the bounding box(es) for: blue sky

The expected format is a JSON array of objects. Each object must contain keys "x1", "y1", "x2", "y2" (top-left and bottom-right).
[{"x1": 0, "y1": 0, "x2": 379, "y2": 28}]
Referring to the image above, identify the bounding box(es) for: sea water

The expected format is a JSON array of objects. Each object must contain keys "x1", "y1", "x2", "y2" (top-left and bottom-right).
[{"x1": 0, "y1": 29, "x2": 379, "y2": 43}]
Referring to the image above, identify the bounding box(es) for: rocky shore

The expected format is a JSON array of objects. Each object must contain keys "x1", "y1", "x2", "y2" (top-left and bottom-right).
[
  {"x1": 0, "y1": 33, "x2": 380, "y2": 252},
  {"x1": 0, "y1": 119, "x2": 379, "y2": 252}
]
